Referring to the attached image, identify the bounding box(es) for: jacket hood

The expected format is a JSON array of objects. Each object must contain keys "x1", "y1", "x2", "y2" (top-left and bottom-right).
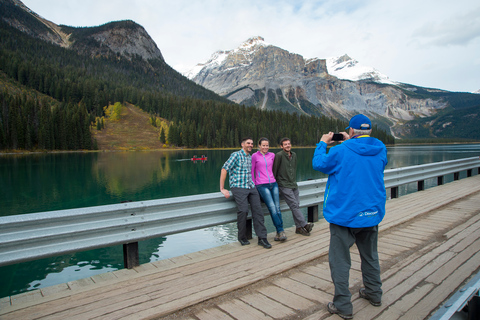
[{"x1": 344, "y1": 137, "x2": 385, "y2": 156}]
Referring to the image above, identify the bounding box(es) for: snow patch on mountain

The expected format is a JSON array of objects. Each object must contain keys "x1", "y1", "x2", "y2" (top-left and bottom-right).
[
  {"x1": 185, "y1": 36, "x2": 269, "y2": 79},
  {"x1": 326, "y1": 54, "x2": 397, "y2": 85},
  {"x1": 473, "y1": 89, "x2": 480, "y2": 94}
]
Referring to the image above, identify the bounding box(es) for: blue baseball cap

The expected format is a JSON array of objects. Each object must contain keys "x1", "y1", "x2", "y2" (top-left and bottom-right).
[{"x1": 345, "y1": 114, "x2": 372, "y2": 130}]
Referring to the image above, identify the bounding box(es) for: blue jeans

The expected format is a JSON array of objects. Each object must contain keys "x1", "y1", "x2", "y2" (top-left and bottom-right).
[{"x1": 256, "y1": 182, "x2": 284, "y2": 232}]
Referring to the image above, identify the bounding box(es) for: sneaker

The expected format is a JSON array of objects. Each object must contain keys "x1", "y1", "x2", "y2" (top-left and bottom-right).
[
  {"x1": 258, "y1": 238, "x2": 272, "y2": 249},
  {"x1": 239, "y1": 239, "x2": 250, "y2": 246},
  {"x1": 295, "y1": 227, "x2": 310, "y2": 236},
  {"x1": 304, "y1": 222, "x2": 314, "y2": 233},
  {"x1": 359, "y1": 288, "x2": 382, "y2": 306},
  {"x1": 274, "y1": 233, "x2": 281, "y2": 241},
  {"x1": 279, "y1": 231, "x2": 287, "y2": 241},
  {"x1": 327, "y1": 302, "x2": 353, "y2": 319}
]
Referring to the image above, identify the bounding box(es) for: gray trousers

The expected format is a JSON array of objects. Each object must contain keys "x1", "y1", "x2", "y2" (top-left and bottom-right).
[
  {"x1": 278, "y1": 186, "x2": 306, "y2": 228},
  {"x1": 329, "y1": 223, "x2": 382, "y2": 314},
  {"x1": 231, "y1": 187, "x2": 267, "y2": 240}
]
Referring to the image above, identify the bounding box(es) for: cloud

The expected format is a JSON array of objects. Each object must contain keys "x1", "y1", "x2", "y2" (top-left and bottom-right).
[{"x1": 413, "y1": 7, "x2": 480, "y2": 46}]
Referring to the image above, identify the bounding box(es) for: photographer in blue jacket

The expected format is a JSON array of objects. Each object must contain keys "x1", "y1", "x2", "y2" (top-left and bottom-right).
[{"x1": 312, "y1": 114, "x2": 387, "y2": 319}]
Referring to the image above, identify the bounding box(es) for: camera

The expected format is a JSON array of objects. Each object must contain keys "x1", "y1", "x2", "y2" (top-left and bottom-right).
[{"x1": 332, "y1": 133, "x2": 344, "y2": 141}]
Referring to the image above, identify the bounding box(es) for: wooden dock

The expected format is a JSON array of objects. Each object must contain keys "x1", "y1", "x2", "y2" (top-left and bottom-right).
[{"x1": 1, "y1": 175, "x2": 480, "y2": 320}]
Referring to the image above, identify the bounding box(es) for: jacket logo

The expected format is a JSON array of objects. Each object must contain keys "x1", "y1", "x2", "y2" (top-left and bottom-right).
[{"x1": 358, "y1": 211, "x2": 378, "y2": 217}]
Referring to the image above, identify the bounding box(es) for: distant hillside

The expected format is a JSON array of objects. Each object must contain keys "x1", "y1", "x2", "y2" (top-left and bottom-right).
[{"x1": 93, "y1": 102, "x2": 164, "y2": 150}]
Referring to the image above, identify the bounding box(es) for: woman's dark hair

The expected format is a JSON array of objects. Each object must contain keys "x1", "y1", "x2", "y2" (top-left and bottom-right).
[{"x1": 258, "y1": 137, "x2": 269, "y2": 145}]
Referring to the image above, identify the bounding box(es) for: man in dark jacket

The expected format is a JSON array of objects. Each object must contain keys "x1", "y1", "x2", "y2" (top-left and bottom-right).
[
  {"x1": 272, "y1": 138, "x2": 314, "y2": 236},
  {"x1": 312, "y1": 114, "x2": 387, "y2": 319}
]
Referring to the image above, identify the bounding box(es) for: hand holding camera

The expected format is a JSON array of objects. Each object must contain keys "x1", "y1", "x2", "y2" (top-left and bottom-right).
[{"x1": 321, "y1": 132, "x2": 348, "y2": 145}]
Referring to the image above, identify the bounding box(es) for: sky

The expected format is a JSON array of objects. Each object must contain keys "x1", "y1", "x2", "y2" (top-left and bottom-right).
[{"x1": 21, "y1": 0, "x2": 480, "y2": 93}]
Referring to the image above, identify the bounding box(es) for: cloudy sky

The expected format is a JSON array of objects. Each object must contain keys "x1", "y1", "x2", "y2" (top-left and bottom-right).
[{"x1": 22, "y1": 0, "x2": 480, "y2": 93}]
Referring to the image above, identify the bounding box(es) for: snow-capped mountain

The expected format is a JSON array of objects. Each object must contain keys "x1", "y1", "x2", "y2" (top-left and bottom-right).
[
  {"x1": 185, "y1": 36, "x2": 270, "y2": 80},
  {"x1": 473, "y1": 89, "x2": 480, "y2": 94},
  {"x1": 326, "y1": 54, "x2": 397, "y2": 85}
]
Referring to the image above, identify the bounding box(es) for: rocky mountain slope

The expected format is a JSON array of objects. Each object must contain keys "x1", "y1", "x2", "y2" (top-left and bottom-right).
[
  {"x1": 3, "y1": 0, "x2": 163, "y2": 62},
  {"x1": 186, "y1": 37, "x2": 480, "y2": 138}
]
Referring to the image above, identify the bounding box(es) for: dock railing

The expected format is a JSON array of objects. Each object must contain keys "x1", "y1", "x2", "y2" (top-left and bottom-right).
[{"x1": 1, "y1": 157, "x2": 479, "y2": 269}]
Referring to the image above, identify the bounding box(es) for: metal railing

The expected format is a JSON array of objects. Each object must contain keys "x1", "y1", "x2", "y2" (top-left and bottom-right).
[{"x1": 1, "y1": 157, "x2": 479, "y2": 269}]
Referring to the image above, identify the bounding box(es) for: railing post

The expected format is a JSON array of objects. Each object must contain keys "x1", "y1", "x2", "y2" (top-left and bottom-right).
[
  {"x1": 417, "y1": 180, "x2": 425, "y2": 191},
  {"x1": 391, "y1": 187, "x2": 398, "y2": 199},
  {"x1": 123, "y1": 242, "x2": 139, "y2": 269},
  {"x1": 437, "y1": 176, "x2": 444, "y2": 186},
  {"x1": 246, "y1": 218, "x2": 253, "y2": 240},
  {"x1": 308, "y1": 205, "x2": 319, "y2": 222},
  {"x1": 454, "y1": 172, "x2": 460, "y2": 181}
]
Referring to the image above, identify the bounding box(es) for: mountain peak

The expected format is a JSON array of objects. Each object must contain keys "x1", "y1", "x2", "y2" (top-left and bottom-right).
[
  {"x1": 239, "y1": 36, "x2": 269, "y2": 49},
  {"x1": 326, "y1": 54, "x2": 396, "y2": 85},
  {"x1": 185, "y1": 36, "x2": 271, "y2": 79}
]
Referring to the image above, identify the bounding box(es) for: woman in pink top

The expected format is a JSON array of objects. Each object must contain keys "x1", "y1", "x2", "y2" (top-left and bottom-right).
[{"x1": 251, "y1": 137, "x2": 286, "y2": 241}]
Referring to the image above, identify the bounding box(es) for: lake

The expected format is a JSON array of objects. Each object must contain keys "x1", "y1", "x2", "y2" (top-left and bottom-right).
[{"x1": 1, "y1": 144, "x2": 480, "y2": 298}]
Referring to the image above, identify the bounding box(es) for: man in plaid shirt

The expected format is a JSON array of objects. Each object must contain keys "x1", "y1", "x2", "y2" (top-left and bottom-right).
[{"x1": 220, "y1": 137, "x2": 272, "y2": 249}]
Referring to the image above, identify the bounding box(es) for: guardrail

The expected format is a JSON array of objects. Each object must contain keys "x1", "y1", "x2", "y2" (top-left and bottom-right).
[{"x1": 1, "y1": 157, "x2": 479, "y2": 269}]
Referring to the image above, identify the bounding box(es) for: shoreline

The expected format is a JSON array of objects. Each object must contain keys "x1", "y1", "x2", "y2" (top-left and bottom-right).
[{"x1": 1, "y1": 141, "x2": 479, "y2": 155}]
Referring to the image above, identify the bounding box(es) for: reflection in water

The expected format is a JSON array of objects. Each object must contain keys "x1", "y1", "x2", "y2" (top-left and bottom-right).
[
  {"x1": 1, "y1": 144, "x2": 479, "y2": 298},
  {"x1": 93, "y1": 152, "x2": 172, "y2": 196}
]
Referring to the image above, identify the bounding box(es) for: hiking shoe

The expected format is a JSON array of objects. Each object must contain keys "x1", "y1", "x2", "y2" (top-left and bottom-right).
[
  {"x1": 274, "y1": 233, "x2": 281, "y2": 241},
  {"x1": 239, "y1": 239, "x2": 250, "y2": 246},
  {"x1": 279, "y1": 231, "x2": 287, "y2": 241},
  {"x1": 304, "y1": 223, "x2": 314, "y2": 233},
  {"x1": 359, "y1": 288, "x2": 382, "y2": 306},
  {"x1": 258, "y1": 238, "x2": 272, "y2": 249},
  {"x1": 295, "y1": 227, "x2": 310, "y2": 236},
  {"x1": 327, "y1": 302, "x2": 353, "y2": 319}
]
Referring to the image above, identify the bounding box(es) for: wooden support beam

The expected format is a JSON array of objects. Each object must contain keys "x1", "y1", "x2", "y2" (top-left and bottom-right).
[
  {"x1": 308, "y1": 205, "x2": 318, "y2": 222},
  {"x1": 123, "y1": 242, "x2": 139, "y2": 269}
]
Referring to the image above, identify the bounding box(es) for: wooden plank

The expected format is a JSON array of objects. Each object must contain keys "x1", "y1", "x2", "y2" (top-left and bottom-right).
[
  {"x1": 195, "y1": 308, "x2": 234, "y2": 320},
  {"x1": 398, "y1": 251, "x2": 480, "y2": 320},
  {"x1": 239, "y1": 293, "x2": 296, "y2": 318},
  {"x1": 444, "y1": 213, "x2": 480, "y2": 239},
  {"x1": 217, "y1": 299, "x2": 273, "y2": 320},
  {"x1": 40, "y1": 283, "x2": 70, "y2": 297},
  {"x1": 425, "y1": 238, "x2": 480, "y2": 285},
  {"x1": 288, "y1": 271, "x2": 333, "y2": 293},
  {"x1": 273, "y1": 277, "x2": 332, "y2": 303},
  {"x1": 257, "y1": 285, "x2": 315, "y2": 311},
  {"x1": 371, "y1": 283, "x2": 434, "y2": 320},
  {"x1": 382, "y1": 233, "x2": 425, "y2": 246},
  {"x1": 9, "y1": 290, "x2": 42, "y2": 306}
]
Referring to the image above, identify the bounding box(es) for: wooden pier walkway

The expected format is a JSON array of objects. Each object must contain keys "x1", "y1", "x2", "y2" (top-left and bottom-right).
[{"x1": 1, "y1": 175, "x2": 480, "y2": 320}]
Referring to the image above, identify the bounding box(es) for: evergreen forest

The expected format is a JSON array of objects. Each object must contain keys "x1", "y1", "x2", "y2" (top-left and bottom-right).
[{"x1": 0, "y1": 10, "x2": 395, "y2": 151}]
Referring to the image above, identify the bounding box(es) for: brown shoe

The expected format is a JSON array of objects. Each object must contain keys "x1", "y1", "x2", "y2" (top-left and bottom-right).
[
  {"x1": 295, "y1": 227, "x2": 310, "y2": 236},
  {"x1": 274, "y1": 232, "x2": 281, "y2": 241},
  {"x1": 304, "y1": 223, "x2": 314, "y2": 233}
]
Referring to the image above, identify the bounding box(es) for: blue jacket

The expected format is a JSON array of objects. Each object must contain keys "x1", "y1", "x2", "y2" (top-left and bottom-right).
[{"x1": 312, "y1": 137, "x2": 387, "y2": 228}]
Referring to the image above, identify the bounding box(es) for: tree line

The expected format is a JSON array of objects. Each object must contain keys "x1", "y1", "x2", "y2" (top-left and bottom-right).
[{"x1": 0, "y1": 90, "x2": 93, "y2": 150}]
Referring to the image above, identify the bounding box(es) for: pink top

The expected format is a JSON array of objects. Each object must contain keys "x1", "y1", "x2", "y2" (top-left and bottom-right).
[{"x1": 251, "y1": 151, "x2": 276, "y2": 185}]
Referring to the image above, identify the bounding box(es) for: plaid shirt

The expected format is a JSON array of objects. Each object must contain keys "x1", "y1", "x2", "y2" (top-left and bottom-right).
[{"x1": 222, "y1": 149, "x2": 255, "y2": 189}]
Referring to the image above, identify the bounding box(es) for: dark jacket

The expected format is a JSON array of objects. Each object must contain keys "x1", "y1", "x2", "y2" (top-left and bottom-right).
[{"x1": 273, "y1": 150, "x2": 298, "y2": 189}]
